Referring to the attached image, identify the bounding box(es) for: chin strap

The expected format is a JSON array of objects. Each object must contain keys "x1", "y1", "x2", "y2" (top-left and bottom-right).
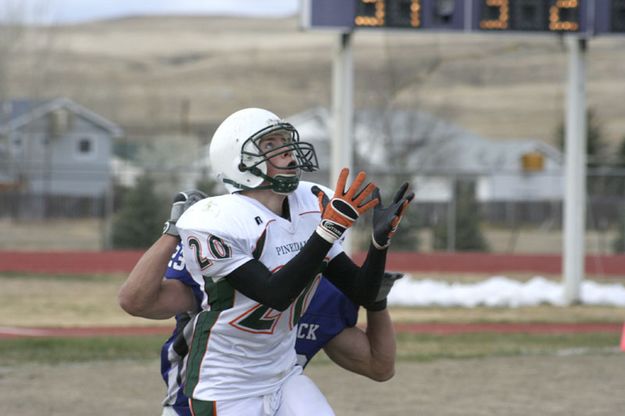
[{"x1": 223, "y1": 167, "x2": 300, "y2": 194}]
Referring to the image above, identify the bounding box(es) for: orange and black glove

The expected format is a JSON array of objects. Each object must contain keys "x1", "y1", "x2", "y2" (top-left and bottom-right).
[
  {"x1": 371, "y1": 182, "x2": 414, "y2": 249},
  {"x1": 311, "y1": 168, "x2": 379, "y2": 243}
]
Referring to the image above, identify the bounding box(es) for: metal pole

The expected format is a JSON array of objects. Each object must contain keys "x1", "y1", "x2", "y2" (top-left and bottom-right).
[
  {"x1": 332, "y1": 32, "x2": 354, "y2": 254},
  {"x1": 563, "y1": 36, "x2": 587, "y2": 305}
]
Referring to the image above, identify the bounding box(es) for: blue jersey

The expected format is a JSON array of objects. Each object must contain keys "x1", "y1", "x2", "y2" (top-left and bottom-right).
[
  {"x1": 160, "y1": 244, "x2": 358, "y2": 416},
  {"x1": 160, "y1": 244, "x2": 203, "y2": 413},
  {"x1": 294, "y1": 277, "x2": 359, "y2": 367}
]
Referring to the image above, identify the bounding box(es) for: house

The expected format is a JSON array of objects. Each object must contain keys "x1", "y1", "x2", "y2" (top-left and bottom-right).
[
  {"x1": 0, "y1": 97, "x2": 123, "y2": 216},
  {"x1": 287, "y1": 107, "x2": 564, "y2": 204}
]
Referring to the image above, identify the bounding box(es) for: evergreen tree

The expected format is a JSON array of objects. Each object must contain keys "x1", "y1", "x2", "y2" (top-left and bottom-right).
[
  {"x1": 112, "y1": 175, "x2": 166, "y2": 249},
  {"x1": 611, "y1": 136, "x2": 625, "y2": 252},
  {"x1": 432, "y1": 180, "x2": 489, "y2": 251},
  {"x1": 612, "y1": 211, "x2": 625, "y2": 253},
  {"x1": 606, "y1": 137, "x2": 625, "y2": 197},
  {"x1": 556, "y1": 108, "x2": 613, "y2": 199}
]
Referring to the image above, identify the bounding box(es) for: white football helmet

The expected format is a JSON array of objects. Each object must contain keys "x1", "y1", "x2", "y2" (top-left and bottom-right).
[{"x1": 209, "y1": 108, "x2": 318, "y2": 194}]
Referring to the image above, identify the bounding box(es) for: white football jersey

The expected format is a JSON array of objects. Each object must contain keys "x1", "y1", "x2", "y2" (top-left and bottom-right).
[{"x1": 176, "y1": 181, "x2": 343, "y2": 401}]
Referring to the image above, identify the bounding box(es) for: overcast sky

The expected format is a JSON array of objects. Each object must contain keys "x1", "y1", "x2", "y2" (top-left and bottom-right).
[{"x1": 0, "y1": 0, "x2": 299, "y2": 24}]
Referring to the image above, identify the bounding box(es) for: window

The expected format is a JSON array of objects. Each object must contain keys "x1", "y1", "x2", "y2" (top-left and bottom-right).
[
  {"x1": 9, "y1": 135, "x2": 24, "y2": 156},
  {"x1": 78, "y1": 138, "x2": 92, "y2": 154},
  {"x1": 74, "y1": 136, "x2": 97, "y2": 160}
]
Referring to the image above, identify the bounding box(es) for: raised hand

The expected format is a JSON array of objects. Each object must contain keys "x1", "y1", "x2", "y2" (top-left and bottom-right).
[
  {"x1": 312, "y1": 168, "x2": 379, "y2": 243},
  {"x1": 371, "y1": 182, "x2": 414, "y2": 249},
  {"x1": 162, "y1": 189, "x2": 208, "y2": 238}
]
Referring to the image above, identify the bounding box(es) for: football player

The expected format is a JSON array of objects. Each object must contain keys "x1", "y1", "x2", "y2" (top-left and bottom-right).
[
  {"x1": 121, "y1": 189, "x2": 403, "y2": 416},
  {"x1": 119, "y1": 108, "x2": 413, "y2": 416},
  {"x1": 150, "y1": 233, "x2": 403, "y2": 416}
]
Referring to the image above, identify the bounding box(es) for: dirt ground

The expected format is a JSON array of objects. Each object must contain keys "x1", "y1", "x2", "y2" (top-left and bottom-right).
[{"x1": 1, "y1": 353, "x2": 624, "y2": 416}]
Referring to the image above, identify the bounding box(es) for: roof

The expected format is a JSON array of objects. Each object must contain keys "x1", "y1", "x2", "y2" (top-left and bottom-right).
[{"x1": 0, "y1": 97, "x2": 124, "y2": 137}]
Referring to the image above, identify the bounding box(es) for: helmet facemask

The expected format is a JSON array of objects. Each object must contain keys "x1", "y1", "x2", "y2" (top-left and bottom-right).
[{"x1": 238, "y1": 123, "x2": 319, "y2": 194}]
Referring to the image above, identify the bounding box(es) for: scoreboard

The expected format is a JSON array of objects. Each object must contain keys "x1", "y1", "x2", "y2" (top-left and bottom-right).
[{"x1": 302, "y1": 0, "x2": 625, "y2": 35}]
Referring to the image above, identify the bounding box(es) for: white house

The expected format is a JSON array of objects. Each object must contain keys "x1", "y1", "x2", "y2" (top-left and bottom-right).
[
  {"x1": 0, "y1": 97, "x2": 123, "y2": 197},
  {"x1": 288, "y1": 107, "x2": 564, "y2": 203}
]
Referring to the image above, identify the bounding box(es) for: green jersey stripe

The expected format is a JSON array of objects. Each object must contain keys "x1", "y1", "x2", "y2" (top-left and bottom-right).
[{"x1": 184, "y1": 309, "x2": 220, "y2": 397}]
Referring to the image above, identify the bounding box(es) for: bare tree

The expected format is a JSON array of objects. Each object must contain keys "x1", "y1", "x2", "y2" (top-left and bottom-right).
[{"x1": 351, "y1": 35, "x2": 462, "y2": 250}]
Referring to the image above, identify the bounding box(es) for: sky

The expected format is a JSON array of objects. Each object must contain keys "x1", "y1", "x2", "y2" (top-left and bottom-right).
[{"x1": 0, "y1": 0, "x2": 300, "y2": 24}]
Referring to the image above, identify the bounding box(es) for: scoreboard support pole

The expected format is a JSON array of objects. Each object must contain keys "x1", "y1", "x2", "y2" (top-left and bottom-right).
[
  {"x1": 563, "y1": 35, "x2": 587, "y2": 305},
  {"x1": 332, "y1": 32, "x2": 355, "y2": 254}
]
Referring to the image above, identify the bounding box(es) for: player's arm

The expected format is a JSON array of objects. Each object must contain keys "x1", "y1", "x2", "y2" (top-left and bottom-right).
[
  {"x1": 226, "y1": 169, "x2": 378, "y2": 311},
  {"x1": 118, "y1": 190, "x2": 206, "y2": 319},
  {"x1": 323, "y1": 309, "x2": 396, "y2": 382},
  {"x1": 118, "y1": 234, "x2": 197, "y2": 319},
  {"x1": 320, "y1": 272, "x2": 403, "y2": 381}
]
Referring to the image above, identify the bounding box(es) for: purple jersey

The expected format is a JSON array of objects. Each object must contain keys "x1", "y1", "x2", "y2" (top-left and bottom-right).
[{"x1": 160, "y1": 244, "x2": 358, "y2": 416}]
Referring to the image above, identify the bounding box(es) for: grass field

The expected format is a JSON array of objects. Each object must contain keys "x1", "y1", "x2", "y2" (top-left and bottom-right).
[{"x1": 1, "y1": 271, "x2": 622, "y2": 363}]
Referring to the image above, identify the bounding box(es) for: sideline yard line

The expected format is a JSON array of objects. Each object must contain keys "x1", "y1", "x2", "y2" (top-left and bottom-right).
[
  {"x1": 0, "y1": 323, "x2": 622, "y2": 339},
  {"x1": 0, "y1": 326, "x2": 172, "y2": 339}
]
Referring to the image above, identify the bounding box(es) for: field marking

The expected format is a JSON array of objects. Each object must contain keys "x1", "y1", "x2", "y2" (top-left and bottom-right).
[{"x1": 0, "y1": 326, "x2": 171, "y2": 339}]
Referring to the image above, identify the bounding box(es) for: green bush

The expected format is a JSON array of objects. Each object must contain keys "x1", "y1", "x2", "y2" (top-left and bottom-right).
[
  {"x1": 111, "y1": 175, "x2": 166, "y2": 249},
  {"x1": 613, "y1": 211, "x2": 625, "y2": 253}
]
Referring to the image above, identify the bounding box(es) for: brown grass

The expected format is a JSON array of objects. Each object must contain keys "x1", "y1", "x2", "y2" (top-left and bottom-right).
[
  {"x1": 0, "y1": 218, "x2": 104, "y2": 251},
  {"x1": 0, "y1": 274, "x2": 171, "y2": 327},
  {"x1": 7, "y1": 16, "x2": 625, "y2": 144},
  {"x1": 1, "y1": 273, "x2": 622, "y2": 328}
]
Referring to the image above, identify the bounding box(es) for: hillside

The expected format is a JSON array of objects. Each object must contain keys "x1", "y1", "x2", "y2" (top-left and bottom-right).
[{"x1": 4, "y1": 15, "x2": 625, "y2": 145}]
